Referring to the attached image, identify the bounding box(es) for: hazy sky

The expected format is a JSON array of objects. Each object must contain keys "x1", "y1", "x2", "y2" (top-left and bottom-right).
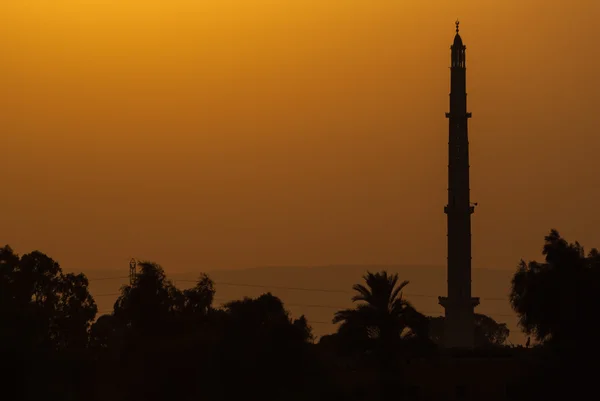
[{"x1": 1, "y1": 0, "x2": 599, "y2": 275}]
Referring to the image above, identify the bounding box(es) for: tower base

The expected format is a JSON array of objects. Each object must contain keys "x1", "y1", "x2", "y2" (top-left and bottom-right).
[{"x1": 438, "y1": 296, "x2": 480, "y2": 348}]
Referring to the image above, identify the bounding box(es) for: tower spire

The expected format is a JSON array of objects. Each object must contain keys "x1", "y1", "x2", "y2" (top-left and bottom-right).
[
  {"x1": 439, "y1": 22, "x2": 479, "y2": 348},
  {"x1": 456, "y1": 19, "x2": 460, "y2": 34}
]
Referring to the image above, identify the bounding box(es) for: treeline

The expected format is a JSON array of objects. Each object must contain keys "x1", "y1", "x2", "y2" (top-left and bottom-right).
[{"x1": 0, "y1": 229, "x2": 597, "y2": 400}]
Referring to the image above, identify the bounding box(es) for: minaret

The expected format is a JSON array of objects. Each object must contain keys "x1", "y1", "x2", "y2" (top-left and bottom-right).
[{"x1": 438, "y1": 21, "x2": 480, "y2": 348}]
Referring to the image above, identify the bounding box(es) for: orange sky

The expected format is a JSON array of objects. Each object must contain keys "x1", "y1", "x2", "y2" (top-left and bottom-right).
[{"x1": 1, "y1": 0, "x2": 599, "y2": 275}]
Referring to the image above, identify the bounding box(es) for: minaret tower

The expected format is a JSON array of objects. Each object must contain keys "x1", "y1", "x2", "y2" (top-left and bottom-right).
[{"x1": 438, "y1": 21, "x2": 480, "y2": 348}]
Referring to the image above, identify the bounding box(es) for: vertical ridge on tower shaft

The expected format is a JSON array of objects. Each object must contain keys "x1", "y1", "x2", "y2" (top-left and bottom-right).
[{"x1": 439, "y1": 22, "x2": 480, "y2": 349}]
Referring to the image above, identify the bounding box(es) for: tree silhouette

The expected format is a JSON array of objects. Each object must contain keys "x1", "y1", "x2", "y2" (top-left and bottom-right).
[
  {"x1": 212, "y1": 293, "x2": 318, "y2": 400},
  {"x1": 0, "y1": 246, "x2": 98, "y2": 400},
  {"x1": 222, "y1": 292, "x2": 313, "y2": 345},
  {"x1": 508, "y1": 230, "x2": 600, "y2": 400},
  {"x1": 3, "y1": 245, "x2": 554, "y2": 400},
  {"x1": 428, "y1": 313, "x2": 509, "y2": 347},
  {"x1": 0, "y1": 246, "x2": 96, "y2": 351},
  {"x1": 510, "y1": 229, "x2": 600, "y2": 347},
  {"x1": 182, "y1": 273, "x2": 215, "y2": 317},
  {"x1": 293, "y1": 314, "x2": 315, "y2": 343},
  {"x1": 91, "y1": 263, "x2": 224, "y2": 401},
  {"x1": 52, "y1": 272, "x2": 98, "y2": 349},
  {"x1": 112, "y1": 261, "x2": 182, "y2": 337},
  {"x1": 89, "y1": 314, "x2": 120, "y2": 350},
  {"x1": 474, "y1": 313, "x2": 509, "y2": 346},
  {"x1": 333, "y1": 271, "x2": 427, "y2": 350},
  {"x1": 331, "y1": 271, "x2": 433, "y2": 399}
]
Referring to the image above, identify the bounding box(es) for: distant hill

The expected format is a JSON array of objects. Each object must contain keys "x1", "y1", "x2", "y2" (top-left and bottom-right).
[{"x1": 81, "y1": 264, "x2": 525, "y2": 345}]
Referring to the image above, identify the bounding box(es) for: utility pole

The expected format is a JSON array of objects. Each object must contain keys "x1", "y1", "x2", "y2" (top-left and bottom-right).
[{"x1": 129, "y1": 258, "x2": 137, "y2": 285}]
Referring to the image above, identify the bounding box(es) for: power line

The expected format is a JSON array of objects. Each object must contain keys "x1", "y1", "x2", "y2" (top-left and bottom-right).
[
  {"x1": 87, "y1": 275, "x2": 511, "y2": 302},
  {"x1": 176, "y1": 279, "x2": 355, "y2": 294},
  {"x1": 88, "y1": 276, "x2": 129, "y2": 281},
  {"x1": 174, "y1": 279, "x2": 509, "y2": 302}
]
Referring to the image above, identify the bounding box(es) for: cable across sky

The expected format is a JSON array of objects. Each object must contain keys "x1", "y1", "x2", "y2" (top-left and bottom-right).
[
  {"x1": 86, "y1": 274, "x2": 510, "y2": 302},
  {"x1": 88, "y1": 275, "x2": 516, "y2": 321}
]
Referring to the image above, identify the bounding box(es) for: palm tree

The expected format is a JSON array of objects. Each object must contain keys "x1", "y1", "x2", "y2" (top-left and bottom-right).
[
  {"x1": 333, "y1": 271, "x2": 427, "y2": 349},
  {"x1": 333, "y1": 271, "x2": 429, "y2": 398}
]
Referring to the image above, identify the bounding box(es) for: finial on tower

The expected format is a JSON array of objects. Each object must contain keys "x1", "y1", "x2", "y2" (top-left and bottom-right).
[{"x1": 455, "y1": 19, "x2": 460, "y2": 34}]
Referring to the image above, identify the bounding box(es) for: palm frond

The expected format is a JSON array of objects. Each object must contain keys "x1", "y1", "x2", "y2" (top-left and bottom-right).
[
  {"x1": 389, "y1": 280, "x2": 409, "y2": 305},
  {"x1": 351, "y1": 284, "x2": 372, "y2": 303},
  {"x1": 332, "y1": 308, "x2": 356, "y2": 324}
]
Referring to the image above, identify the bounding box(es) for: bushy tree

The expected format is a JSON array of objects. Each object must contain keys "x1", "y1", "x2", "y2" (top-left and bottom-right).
[
  {"x1": 0, "y1": 246, "x2": 97, "y2": 400},
  {"x1": 214, "y1": 293, "x2": 317, "y2": 399},
  {"x1": 0, "y1": 246, "x2": 96, "y2": 350},
  {"x1": 182, "y1": 273, "x2": 215, "y2": 317},
  {"x1": 222, "y1": 292, "x2": 313, "y2": 345},
  {"x1": 428, "y1": 314, "x2": 509, "y2": 347},
  {"x1": 508, "y1": 230, "x2": 600, "y2": 400},
  {"x1": 510, "y1": 229, "x2": 600, "y2": 347},
  {"x1": 92, "y1": 265, "x2": 218, "y2": 348}
]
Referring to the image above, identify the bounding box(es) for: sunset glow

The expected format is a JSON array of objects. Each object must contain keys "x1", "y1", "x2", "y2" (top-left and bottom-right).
[{"x1": 2, "y1": 0, "x2": 599, "y2": 274}]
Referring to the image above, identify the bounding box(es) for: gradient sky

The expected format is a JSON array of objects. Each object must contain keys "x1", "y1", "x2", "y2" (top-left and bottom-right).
[{"x1": 1, "y1": 0, "x2": 599, "y2": 276}]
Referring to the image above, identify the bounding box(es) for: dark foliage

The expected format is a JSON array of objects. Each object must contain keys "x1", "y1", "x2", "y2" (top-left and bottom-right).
[
  {"x1": 510, "y1": 229, "x2": 600, "y2": 347},
  {"x1": 0, "y1": 246, "x2": 97, "y2": 351},
  {"x1": 509, "y1": 230, "x2": 600, "y2": 400},
  {"x1": 5, "y1": 233, "x2": 596, "y2": 400},
  {"x1": 428, "y1": 313, "x2": 510, "y2": 347}
]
